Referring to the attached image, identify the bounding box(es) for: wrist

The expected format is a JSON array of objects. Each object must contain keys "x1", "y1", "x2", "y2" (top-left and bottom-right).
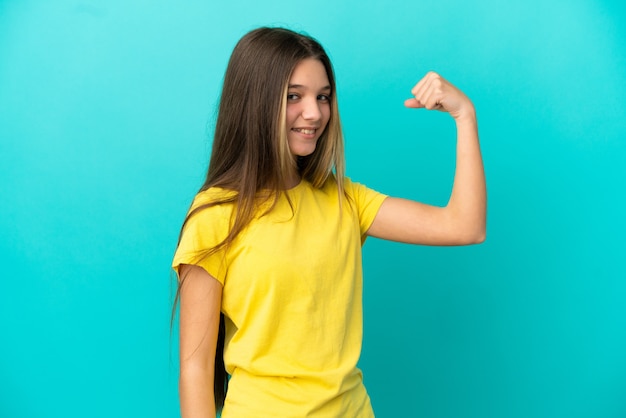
[{"x1": 453, "y1": 106, "x2": 477, "y2": 126}]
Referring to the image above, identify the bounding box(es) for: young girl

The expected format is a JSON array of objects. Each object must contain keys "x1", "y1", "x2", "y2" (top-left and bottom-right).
[{"x1": 173, "y1": 27, "x2": 485, "y2": 418}]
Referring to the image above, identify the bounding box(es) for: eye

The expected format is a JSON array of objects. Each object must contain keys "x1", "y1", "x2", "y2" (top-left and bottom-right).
[
  {"x1": 287, "y1": 93, "x2": 300, "y2": 101},
  {"x1": 317, "y1": 94, "x2": 331, "y2": 102}
]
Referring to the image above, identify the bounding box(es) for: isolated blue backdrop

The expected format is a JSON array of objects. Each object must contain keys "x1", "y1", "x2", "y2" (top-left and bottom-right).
[{"x1": 1, "y1": 1, "x2": 625, "y2": 417}]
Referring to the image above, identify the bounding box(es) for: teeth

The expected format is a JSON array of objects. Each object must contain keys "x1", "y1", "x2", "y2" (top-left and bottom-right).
[{"x1": 294, "y1": 128, "x2": 315, "y2": 134}]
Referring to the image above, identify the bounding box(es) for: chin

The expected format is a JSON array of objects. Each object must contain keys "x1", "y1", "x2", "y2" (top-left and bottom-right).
[{"x1": 288, "y1": 145, "x2": 317, "y2": 157}]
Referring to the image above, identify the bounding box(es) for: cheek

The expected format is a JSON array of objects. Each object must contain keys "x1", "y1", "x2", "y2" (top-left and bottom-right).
[
  {"x1": 285, "y1": 105, "x2": 298, "y2": 126},
  {"x1": 322, "y1": 106, "x2": 331, "y2": 127}
]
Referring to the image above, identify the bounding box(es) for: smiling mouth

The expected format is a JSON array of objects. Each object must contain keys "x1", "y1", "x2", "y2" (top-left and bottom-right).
[{"x1": 292, "y1": 128, "x2": 316, "y2": 135}]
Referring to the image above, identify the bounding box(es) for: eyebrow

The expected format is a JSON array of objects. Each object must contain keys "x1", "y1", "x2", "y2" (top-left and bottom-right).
[{"x1": 288, "y1": 84, "x2": 332, "y2": 91}]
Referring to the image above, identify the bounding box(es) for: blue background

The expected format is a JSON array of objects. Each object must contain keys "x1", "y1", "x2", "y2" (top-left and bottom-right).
[{"x1": 1, "y1": 1, "x2": 625, "y2": 417}]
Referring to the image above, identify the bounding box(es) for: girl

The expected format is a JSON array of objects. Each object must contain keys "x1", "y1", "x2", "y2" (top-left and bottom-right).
[{"x1": 173, "y1": 27, "x2": 485, "y2": 417}]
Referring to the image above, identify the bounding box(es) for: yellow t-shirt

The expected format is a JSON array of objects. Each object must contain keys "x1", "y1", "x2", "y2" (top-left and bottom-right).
[{"x1": 173, "y1": 177, "x2": 387, "y2": 417}]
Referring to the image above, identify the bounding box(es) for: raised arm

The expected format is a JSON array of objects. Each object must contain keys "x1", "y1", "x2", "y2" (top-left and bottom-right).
[
  {"x1": 367, "y1": 71, "x2": 486, "y2": 245},
  {"x1": 178, "y1": 264, "x2": 223, "y2": 418}
]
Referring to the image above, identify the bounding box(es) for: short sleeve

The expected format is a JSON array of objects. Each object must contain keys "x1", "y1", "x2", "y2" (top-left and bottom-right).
[
  {"x1": 344, "y1": 178, "x2": 388, "y2": 236},
  {"x1": 171, "y1": 192, "x2": 233, "y2": 285}
]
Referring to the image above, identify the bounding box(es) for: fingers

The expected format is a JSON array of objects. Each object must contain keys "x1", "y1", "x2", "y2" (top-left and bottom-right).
[
  {"x1": 404, "y1": 98, "x2": 424, "y2": 108},
  {"x1": 410, "y1": 71, "x2": 446, "y2": 110},
  {"x1": 407, "y1": 71, "x2": 474, "y2": 120},
  {"x1": 405, "y1": 72, "x2": 434, "y2": 109},
  {"x1": 410, "y1": 73, "x2": 431, "y2": 98}
]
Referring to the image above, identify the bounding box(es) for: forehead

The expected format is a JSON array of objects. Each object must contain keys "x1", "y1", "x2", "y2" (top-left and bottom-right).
[{"x1": 289, "y1": 59, "x2": 330, "y2": 87}]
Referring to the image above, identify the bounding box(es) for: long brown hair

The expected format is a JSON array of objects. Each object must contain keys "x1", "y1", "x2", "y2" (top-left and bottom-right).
[{"x1": 173, "y1": 27, "x2": 345, "y2": 412}]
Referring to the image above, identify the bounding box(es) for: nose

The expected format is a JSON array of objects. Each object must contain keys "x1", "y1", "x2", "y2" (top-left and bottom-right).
[{"x1": 301, "y1": 98, "x2": 322, "y2": 121}]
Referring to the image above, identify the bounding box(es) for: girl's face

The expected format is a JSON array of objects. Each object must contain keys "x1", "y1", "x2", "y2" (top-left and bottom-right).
[{"x1": 285, "y1": 59, "x2": 331, "y2": 157}]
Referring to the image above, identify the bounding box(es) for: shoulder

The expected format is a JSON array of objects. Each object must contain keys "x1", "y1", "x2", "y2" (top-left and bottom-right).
[
  {"x1": 342, "y1": 177, "x2": 386, "y2": 201},
  {"x1": 182, "y1": 187, "x2": 236, "y2": 233},
  {"x1": 341, "y1": 176, "x2": 359, "y2": 194},
  {"x1": 190, "y1": 187, "x2": 237, "y2": 210}
]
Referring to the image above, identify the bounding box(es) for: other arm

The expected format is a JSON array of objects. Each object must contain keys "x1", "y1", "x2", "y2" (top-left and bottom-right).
[
  {"x1": 367, "y1": 72, "x2": 486, "y2": 245},
  {"x1": 178, "y1": 264, "x2": 223, "y2": 418}
]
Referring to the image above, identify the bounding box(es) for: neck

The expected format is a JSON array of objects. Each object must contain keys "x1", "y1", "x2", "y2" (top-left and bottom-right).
[{"x1": 284, "y1": 170, "x2": 301, "y2": 189}]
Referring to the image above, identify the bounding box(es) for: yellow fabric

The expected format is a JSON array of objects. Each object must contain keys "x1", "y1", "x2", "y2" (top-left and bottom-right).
[{"x1": 173, "y1": 177, "x2": 387, "y2": 417}]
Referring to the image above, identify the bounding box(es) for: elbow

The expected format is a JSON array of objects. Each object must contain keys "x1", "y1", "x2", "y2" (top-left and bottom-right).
[
  {"x1": 179, "y1": 362, "x2": 215, "y2": 382},
  {"x1": 471, "y1": 229, "x2": 486, "y2": 244},
  {"x1": 455, "y1": 224, "x2": 486, "y2": 245},
  {"x1": 461, "y1": 212, "x2": 486, "y2": 245},
  {"x1": 445, "y1": 206, "x2": 486, "y2": 245},
  {"x1": 471, "y1": 224, "x2": 487, "y2": 244}
]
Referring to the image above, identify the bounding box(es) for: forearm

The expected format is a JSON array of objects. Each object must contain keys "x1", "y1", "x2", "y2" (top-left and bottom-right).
[
  {"x1": 179, "y1": 366, "x2": 216, "y2": 418},
  {"x1": 446, "y1": 110, "x2": 486, "y2": 242}
]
